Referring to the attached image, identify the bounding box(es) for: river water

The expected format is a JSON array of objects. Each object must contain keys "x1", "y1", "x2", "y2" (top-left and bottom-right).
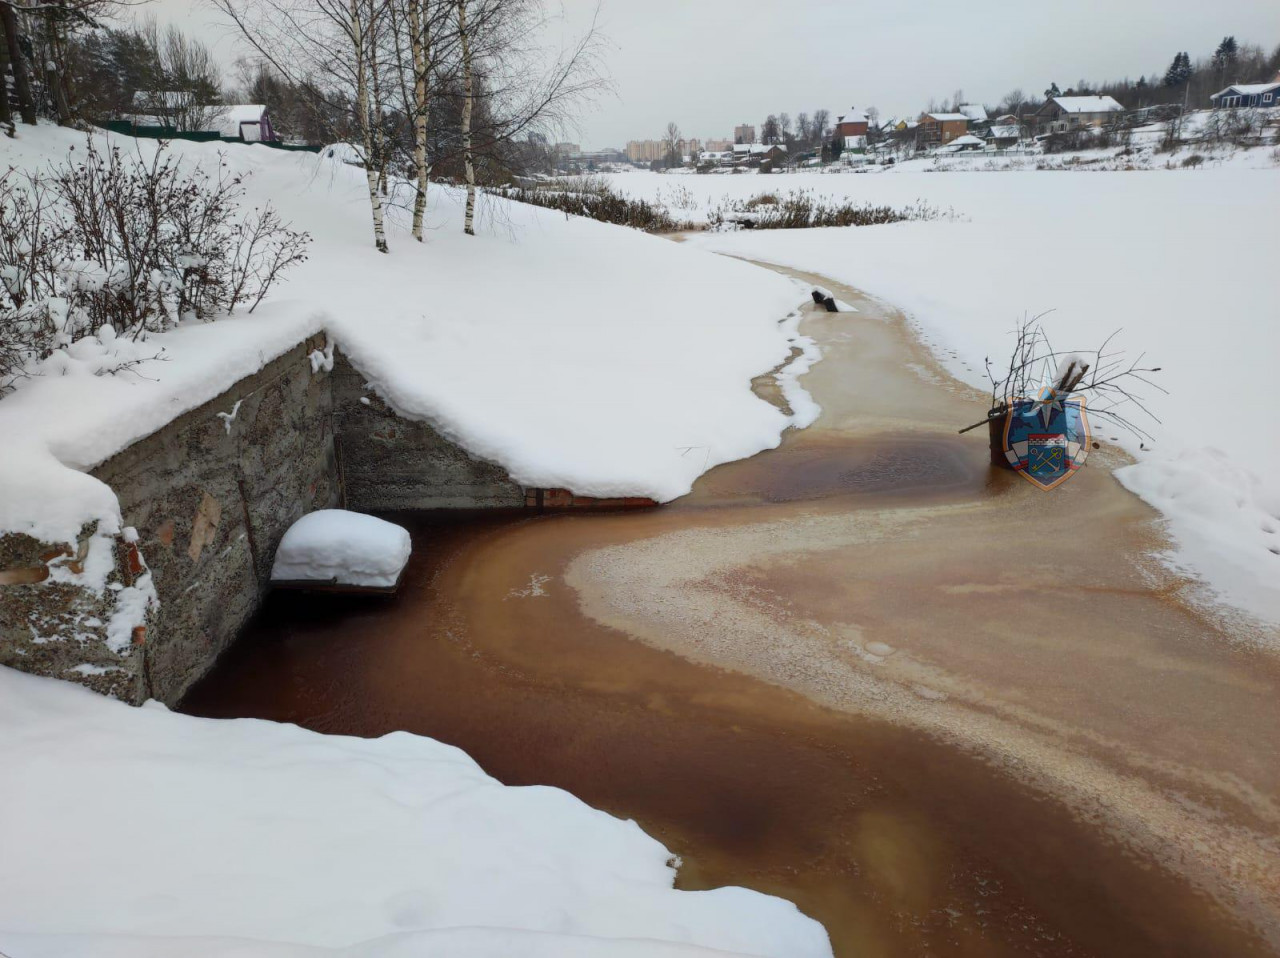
[{"x1": 182, "y1": 265, "x2": 1279, "y2": 957}]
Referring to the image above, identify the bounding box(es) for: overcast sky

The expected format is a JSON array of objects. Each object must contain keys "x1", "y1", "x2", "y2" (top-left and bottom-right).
[{"x1": 154, "y1": 0, "x2": 1280, "y2": 148}]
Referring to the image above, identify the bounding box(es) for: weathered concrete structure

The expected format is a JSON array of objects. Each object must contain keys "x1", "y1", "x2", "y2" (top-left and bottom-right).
[
  {"x1": 92, "y1": 334, "x2": 339, "y2": 703},
  {"x1": 332, "y1": 353, "x2": 525, "y2": 510},
  {"x1": 1, "y1": 338, "x2": 598, "y2": 706}
]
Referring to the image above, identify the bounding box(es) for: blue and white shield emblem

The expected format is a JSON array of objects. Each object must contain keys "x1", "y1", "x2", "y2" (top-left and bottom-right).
[{"x1": 1002, "y1": 388, "x2": 1090, "y2": 491}]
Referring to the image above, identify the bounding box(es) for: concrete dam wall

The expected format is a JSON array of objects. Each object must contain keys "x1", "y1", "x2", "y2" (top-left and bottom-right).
[{"x1": 0, "y1": 339, "x2": 574, "y2": 705}]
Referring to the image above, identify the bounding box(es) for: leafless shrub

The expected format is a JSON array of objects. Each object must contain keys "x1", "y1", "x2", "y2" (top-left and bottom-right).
[
  {"x1": 959, "y1": 314, "x2": 1164, "y2": 441},
  {"x1": 0, "y1": 171, "x2": 64, "y2": 390},
  {"x1": 497, "y1": 179, "x2": 684, "y2": 232},
  {"x1": 709, "y1": 190, "x2": 955, "y2": 230},
  {"x1": 0, "y1": 140, "x2": 310, "y2": 394}
]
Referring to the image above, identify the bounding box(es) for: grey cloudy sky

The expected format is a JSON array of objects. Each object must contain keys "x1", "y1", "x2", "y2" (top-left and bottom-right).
[{"x1": 154, "y1": 0, "x2": 1280, "y2": 148}]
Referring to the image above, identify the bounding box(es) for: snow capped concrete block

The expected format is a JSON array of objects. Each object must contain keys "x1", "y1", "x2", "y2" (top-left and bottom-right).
[
  {"x1": 271, "y1": 510, "x2": 412, "y2": 590},
  {"x1": 88, "y1": 333, "x2": 340, "y2": 704}
]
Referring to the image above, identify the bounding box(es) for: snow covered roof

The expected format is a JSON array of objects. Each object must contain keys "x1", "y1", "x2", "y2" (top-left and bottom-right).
[
  {"x1": 987, "y1": 125, "x2": 1020, "y2": 139},
  {"x1": 837, "y1": 109, "x2": 868, "y2": 125},
  {"x1": 957, "y1": 104, "x2": 988, "y2": 122},
  {"x1": 1049, "y1": 96, "x2": 1123, "y2": 114},
  {"x1": 1210, "y1": 82, "x2": 1280, "y2": 98},
  {"x1": 926, "y1": 113, "x2": 971, "y2": 122},
  {"x1": 948, "y1": 134, "x2": 985, "y2": 147},
  {"x1": 734, "y1": 143, "x2": 786, "y2": 154},
  {"x1": 217, "y1": 104, "x2": 267, "y2": 138}
]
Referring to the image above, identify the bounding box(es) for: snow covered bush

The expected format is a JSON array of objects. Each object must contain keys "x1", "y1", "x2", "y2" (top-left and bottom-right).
[
  {"x1": 0, "y1": 140, "x2": 310, "y2": 392},
  {"x1": 708, "y1": 190, "x2": 953, "y2": 230},
  {"x1": 0, "y1": 171, "x2": 63, "y2": 390},
  {"x1": 499, "y1": 176, "x2": 685, "y2": 232}
]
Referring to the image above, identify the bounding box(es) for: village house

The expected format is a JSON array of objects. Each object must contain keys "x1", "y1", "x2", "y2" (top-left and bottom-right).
[
  {"x1": 917, "y1": 112, "x2": 970, "y2": 147},
  {"x1": 730, "y1": 142, "x2": 786, "y2": 167},
  {"x1": 834, "y1": 108, "x2": 869, "y2": 150},
  {"x1": 941, "y1": 134, "x2": 986, "y2": 153},
  {"x1": 1210, "y1": 78, "x2": 1280, "y2": 109},
  {"x1": 1034, "y1": 95, "x2": 1124, "y2": 135},
  {"x1": 128, "y1": 94, "x2": 277, "y2": 142},
  {"x1": 986, "y1": 123, "x2": 1021, "y2": 149},
  {"x1": 218, "y1": 105, "x2": 277, "y2": 143},
  {"x1": 957, "y1": 103, "x2": 988, "y2": 125}
]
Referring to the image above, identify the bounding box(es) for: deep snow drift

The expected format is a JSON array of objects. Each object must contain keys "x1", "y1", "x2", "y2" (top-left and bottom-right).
[
  {"x1": 603, "y1": 169, "x2": 1280, "y2": 630},
  {"x1": 0, "y1": 126, "x2": 810, "y2": 546},
  {"x1": 0, "y1": 667, "x2": 831, "y2": 958}
]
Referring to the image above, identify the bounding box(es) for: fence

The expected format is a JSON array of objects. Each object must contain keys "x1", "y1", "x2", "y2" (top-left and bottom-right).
[{"x1": 93, "y1": 121, "x2": 322, "y2": 153}]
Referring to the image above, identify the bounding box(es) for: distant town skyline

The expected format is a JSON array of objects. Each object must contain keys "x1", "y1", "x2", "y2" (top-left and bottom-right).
[
  {"x1": 151, "y1": 0, "x2": 1280, "y2": 151},
  {"x1": 552, "y1": 0, "x2": 1279, "y2": 150}
]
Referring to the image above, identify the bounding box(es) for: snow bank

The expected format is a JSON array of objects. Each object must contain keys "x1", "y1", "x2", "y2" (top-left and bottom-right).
[
  {"x1": 0, "y1": 125, "x2": 809, "y2": 546},
  {"x1": 0, "y1": 666, "x2": 831, "y2": 958},
  {"x1": 271, "y1": 510, "x2": 412, "y2": 588},
  {"x1": 612, "y1": 169, "x2": 1280, "y2": 629}
]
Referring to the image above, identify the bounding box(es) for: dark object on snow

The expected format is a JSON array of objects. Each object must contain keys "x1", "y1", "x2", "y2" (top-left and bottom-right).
[
  {"x1": 987, "y1": 406, "x2": 1013, "y2": 469},
  {"x1": 811, "y1": 289, "x2": 839, "y2": 311}
]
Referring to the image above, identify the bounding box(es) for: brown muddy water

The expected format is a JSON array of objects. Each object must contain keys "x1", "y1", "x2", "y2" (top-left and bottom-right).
[{"x1": 182, "y1": 265, "x2": 1280, "y2": 957}]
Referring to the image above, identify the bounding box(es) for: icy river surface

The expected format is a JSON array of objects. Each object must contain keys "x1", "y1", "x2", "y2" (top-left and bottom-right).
[{"x1": 183, "y1": 265, "x2": 1280, "y2": 958}]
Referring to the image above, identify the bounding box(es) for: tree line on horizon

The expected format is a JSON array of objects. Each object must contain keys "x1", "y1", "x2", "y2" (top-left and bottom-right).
[{"x1": 734, "y1": 34, "x2": 1280, "y2": 157}]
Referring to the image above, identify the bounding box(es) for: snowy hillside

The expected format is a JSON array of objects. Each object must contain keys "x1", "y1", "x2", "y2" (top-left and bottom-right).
[
  {"x1": 0, "y1": 127, "x2": 830, "y2": 957},
  {"x1": 606, "y1": 169, "x2": 1280, "y2": 629},
  {"x1": 0, "y1": 667, "x2": 831, "y2": 958},
  {"x1": 0, "y1": 126, "x2": 810, "y2": 545}
]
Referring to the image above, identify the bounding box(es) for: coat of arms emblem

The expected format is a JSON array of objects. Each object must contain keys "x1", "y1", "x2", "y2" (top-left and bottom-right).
[{"x1": 1001, "y1": 386, "x2": 1090, "y2": 491}]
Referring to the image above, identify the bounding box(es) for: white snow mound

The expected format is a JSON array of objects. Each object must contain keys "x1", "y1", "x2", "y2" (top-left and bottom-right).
[
  {"x1": 271, "y1": 510, "x2": 412, "y2": 588},
  {"x1": 0, "y1": 667, "x2": 832, "y2": 958}
]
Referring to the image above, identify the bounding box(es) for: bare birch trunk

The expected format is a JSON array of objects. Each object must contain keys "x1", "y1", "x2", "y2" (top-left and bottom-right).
[
  {"x1": 457, "y1": 0, "x2": 475, "y2": 236},
  {"x1": 350, "y1": 0, "x2": 389, "y2": 252},
  {"x1": 367, "y1": 0, "x2": 389, "y2": 198},
  {"x1": 408, "y1": 0, "x2": 431, "y2": 241}
]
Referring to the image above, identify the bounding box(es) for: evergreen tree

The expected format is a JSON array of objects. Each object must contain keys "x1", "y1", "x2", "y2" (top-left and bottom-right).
[
  {"x1": 1163, "y1": 52, "x2": 1192, "y2": 88},
  {"x1": 1212, "y1": 36, "x2": 1238, "y2": 82},
  {"x1": 1044, "y1": 82, "x2": 1061, "y2": 99}
]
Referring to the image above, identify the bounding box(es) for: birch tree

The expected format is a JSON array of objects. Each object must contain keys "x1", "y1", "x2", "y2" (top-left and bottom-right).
[
  {"x1": 350, "y1": 0, "x2": 389, "y2": 250},
  {"x1": 405, "y1": 0, "x2": 431, "y2": 239},
  {"x1": 213, "y1": 0, "x2": 391, "y2": 251},
  {"x1": 456, "y1": 0, "x2": 475, "y2": 235}
]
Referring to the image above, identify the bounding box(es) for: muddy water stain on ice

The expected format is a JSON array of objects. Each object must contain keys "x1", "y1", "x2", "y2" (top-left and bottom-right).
[
  {"x1": 183, "y1": 267, "x2": 1279, "y2": 957},
  {"x1": 183, "y1": 510, "x2": 1271, "y2": 958}
]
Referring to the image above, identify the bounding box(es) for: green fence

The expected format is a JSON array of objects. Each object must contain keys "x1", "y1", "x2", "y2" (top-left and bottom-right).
[{"x1": 93, "y1": 121, "x2": 322, "y2": 153}]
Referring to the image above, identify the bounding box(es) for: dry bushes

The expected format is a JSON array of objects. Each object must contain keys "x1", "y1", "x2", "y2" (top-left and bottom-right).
[{"x1": 1, "y1": 140, "x2": 310, "y2": 392}]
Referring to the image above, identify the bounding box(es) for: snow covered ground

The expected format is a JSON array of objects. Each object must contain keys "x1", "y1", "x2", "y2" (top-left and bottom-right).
[
  {"x1": 603, "y1": 168, "x2": 1280, "y2": 630},
  {"x1": 0, "y1": 667, "x2": 831, "y2": 958},
  {"x1": 0, "y1": 127, "x2": 829, "y2": 956},
  {"x1": 0, "y1": 124, "x2": 809, "y2": 547}
]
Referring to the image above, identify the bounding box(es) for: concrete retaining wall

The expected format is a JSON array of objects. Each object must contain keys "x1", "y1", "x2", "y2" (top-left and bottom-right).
[
  {"x1": 1, "y1": 341, "x2": 654, "y2": 706},
  {"x1": 333, "y1": 353, "x2": 525, "y2": 511},
  {"x1": 92, "y1": 334, "x2": 339, "y2": 704}
]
